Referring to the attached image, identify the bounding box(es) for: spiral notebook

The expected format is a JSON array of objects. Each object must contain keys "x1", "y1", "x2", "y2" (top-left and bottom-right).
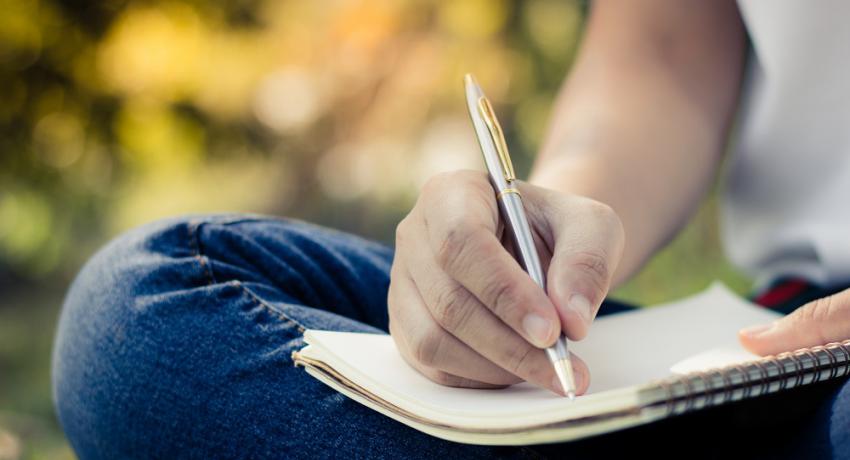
[{"x1": 292, "y1": 282, "x2": 850, "y2": 445}]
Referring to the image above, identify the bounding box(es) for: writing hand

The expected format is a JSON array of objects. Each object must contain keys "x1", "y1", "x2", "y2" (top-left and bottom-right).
[{"x1": 387, "y1": 170, "x2": 624, "y2": 394}]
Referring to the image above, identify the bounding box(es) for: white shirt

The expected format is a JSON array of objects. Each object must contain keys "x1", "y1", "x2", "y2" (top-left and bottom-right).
[{"x1": 722, "y1": 0, "x2": 850, "y2": 288}]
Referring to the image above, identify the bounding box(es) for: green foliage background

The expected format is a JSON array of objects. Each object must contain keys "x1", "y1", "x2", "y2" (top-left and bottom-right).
[{"x1": 0, "y1": 0, "x2": 749, "y2": 457}]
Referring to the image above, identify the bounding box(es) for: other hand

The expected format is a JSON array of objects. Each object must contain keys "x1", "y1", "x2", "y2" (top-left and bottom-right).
[{"x1": 739, "y1": 288, "x2": 850, "y2": 355}]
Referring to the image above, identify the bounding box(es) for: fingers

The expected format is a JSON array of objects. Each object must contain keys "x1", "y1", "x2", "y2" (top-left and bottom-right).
[
  {"x1": 389, "y1": 169, "x2": 604, "y2": 395},
  {"x1": 738, "y1": 289, "x2": 850, "y2": 356},
  {"x1": 388, "y1": 260, "x2": 523, "y2": 388},
  {"x1": 402, "y1": 243, "x2": 585, "y2": 393},
  {"x1": 524, "y1": 186, "x2": 625, "y2": 340},
  {"x1": 419, "y1": 171, "x2": 562, "y2": 348}
]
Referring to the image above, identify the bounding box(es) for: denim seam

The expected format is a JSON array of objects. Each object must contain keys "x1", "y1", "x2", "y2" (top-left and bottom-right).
[
  {"x1": 188, "y1": 213, "x2": 296, "y2": 230},
  {"x1": 189, "y1": 219, "x2": 307, "y2": 334},
  {"x1": 187, "y1": 219, "x2": 217, "y2": 286},
  {"x1": 233, "y1": 280, "x2": 307, "y2": 334}
]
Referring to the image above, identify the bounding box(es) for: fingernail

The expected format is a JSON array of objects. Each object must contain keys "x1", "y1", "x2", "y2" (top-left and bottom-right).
[
  {"x1": 523, "y1": 313, "x2": 554, "y2": 347},
  {"x1": 567, "y1": 294, "x2": 593, "y2": 325},
  {"x1": 741, "y1": 322, "x2": 775, "y2": 338}
]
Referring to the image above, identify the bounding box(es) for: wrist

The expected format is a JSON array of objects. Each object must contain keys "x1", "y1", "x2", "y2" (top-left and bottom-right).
[
  {"x1": 528, "y1": 152, "x2": 653, "y2": 287},
  {"x1": 528, "y1": 152, "x2": 603, "y2": 197}
]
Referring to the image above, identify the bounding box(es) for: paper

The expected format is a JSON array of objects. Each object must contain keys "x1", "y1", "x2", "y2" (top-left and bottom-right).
[
  {"x1": 302, "y1": 282, "x2": 783, "y2": 428},
  {"x1": 570, "y1": 282, "x2": 781, "y2": 392},
  {"x1": 669, "y1": 347, "x2": 762, "y2": 375}
]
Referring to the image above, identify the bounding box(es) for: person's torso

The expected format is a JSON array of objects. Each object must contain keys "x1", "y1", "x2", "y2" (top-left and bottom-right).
[{"x1": 722, "y1": 0, "x2": 850, "y2": 288}]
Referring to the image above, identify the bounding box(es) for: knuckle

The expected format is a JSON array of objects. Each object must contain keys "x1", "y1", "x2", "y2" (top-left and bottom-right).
[
  {"x1": 798, "y1": 298, "x2": 826, "y2": 324},
  {"x1": 388, "y1": 316, "x2": 406, "y2": 349},
  {"x1": 582, "y1": 199, "x2": 625, "y2": 244},
  {"x1": 432, "y1": 169, "x2": 485, "y2": 187},
  {"x1": 435, "y1": 220, "x2": 478, "y2": 272},
  {"x1": 387, "y1": 259, "x2": 405, "y2": 297},
  {"x1": 483, "y1": 272, "x2": 522, "y2": 316},
  {"x1": 386, "y1": 286, "x2": 398, "y2": 317},
  {"x1": 584, "y1": 199, "x2": 617, "y2": 222},
  {"x1": 386, "y1": 282, "x2": 411, "y2": 344},
  {"x1": 504, "y1": 345, "x2": 536, "y2": 376},
  {"x1": 423, "y1": 170, "x2": 475, "y2": 196},
  {"x1": 412, "y1": 326, "x2": 444, "y2": 368},
  {"x1": 419, "y1": 173, "x2": 454, "y2": 210},
  {"x1": 422, "y1": 172, "x2": 452, "y2": 193},
  {"x1": 429, "y1": 283, "x2": 475, "y2": 332},
  {"x1": 812, "y1": 296, "x2": 838, "y2": 323},
  {"x1": 388, "y1": 313, "x2": 399, "y2": 336},
  {"x1": 462, "y1": 170, "x2": 494, "y2": 194},
  {"x1": 394, "y1": 216, "x2": 410, "y2": 247},
  {"x1": 386, "y1": 284, "x2": 404, "y2": 321},
  {"x1": 796, "y1": 297, "x2": 836, "y2": 343},
  {"x1": 570, "y1": 250, "x2": 611, "y2": 291}
]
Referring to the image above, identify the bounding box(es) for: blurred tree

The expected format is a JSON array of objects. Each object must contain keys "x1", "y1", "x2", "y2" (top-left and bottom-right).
[
  {"x1": 0, "y1": 0, "x2": 745, "y2": 302},
  {"x1": 0, "y1": 0, "x2": 590, "y2": 283}
]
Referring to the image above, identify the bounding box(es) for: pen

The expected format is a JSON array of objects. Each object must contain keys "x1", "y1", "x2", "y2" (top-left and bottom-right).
[{"x1": 463, "y1": 74, "x2": 577, "y2": 400}]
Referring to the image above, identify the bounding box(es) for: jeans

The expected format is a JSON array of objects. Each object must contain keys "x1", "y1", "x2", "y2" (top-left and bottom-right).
[{"x1": 52, "y1": 214, "x2": 850, "y2": 459}]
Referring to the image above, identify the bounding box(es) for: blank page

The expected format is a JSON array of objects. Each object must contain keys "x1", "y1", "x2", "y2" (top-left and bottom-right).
[
  {"x1": 301, "y1": 282, "x2": 782, "y2": 429},
  {"x1": 571, "y1": 282, "x2": 781, "y2": 392}
]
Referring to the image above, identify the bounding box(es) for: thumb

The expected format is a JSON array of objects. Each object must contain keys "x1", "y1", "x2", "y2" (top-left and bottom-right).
[{"x1": 739, "y1": 289, "x2": 850, "y2": 356}]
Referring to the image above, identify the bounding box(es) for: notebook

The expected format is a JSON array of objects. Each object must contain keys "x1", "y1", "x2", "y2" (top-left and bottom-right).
[{"x1": 292, "y1": 282, "x2": 850, "y2": 445}]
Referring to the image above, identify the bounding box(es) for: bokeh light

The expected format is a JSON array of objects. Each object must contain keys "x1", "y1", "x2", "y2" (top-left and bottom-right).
[{"x1": 0, "y1": 0, "x2": 598, "y2": 277}]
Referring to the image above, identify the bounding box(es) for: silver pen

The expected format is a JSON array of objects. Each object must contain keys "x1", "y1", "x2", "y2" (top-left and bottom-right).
[{"x1": 463, "y1": 74, "x2": 577, "y2": 399}]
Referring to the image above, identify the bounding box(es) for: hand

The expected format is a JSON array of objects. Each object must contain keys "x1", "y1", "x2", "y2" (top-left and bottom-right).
[
  {"x1": 387, "y1": 170, "x2": 625, "y2": 394},
  {"x1": 739, "y1": 288, "x2": 850, "y2": 355}
]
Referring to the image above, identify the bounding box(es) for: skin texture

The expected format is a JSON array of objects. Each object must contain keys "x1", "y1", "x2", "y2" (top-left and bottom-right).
[
  {"x1": 389, "y1": 171, "x2": 622, "y2": 393},
  {"x1": 530, "y1": 0, "x2": 747, "y2": 282},
  {"x1": 390, "y1": 0, "x2": 847, "y2": 393},
  {"x1": 739, "y1": 290, "x2": 850, "y2": 356}
]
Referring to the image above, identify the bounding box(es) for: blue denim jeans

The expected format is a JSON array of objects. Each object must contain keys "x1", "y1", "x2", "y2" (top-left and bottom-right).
[{"x1": 52, "y1": 214, "x2": 850, "y2": 459}]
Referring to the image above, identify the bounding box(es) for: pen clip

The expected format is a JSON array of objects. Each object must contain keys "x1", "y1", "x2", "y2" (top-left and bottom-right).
[{"x1": 477, "y1": 96, "x2": 516, "y2": 182}]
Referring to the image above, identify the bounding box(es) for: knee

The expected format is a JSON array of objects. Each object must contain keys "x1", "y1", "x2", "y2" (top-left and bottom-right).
[
  {"x1": 51, "y1": 216, "x2": 216, "y2": 457},
  {"x1": 52, "y1": 216, "x2": 212, "y2": 366}
]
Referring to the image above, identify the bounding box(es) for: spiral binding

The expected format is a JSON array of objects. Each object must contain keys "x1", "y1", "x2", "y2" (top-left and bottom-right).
[{"x1": 658, "y1": 339, "x2": 850, "y2": 416}]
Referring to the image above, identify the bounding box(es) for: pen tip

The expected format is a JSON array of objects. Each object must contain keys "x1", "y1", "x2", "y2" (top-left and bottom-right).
[{"x1": 553, "y1": 358, "x2": 577, "y2": 400}]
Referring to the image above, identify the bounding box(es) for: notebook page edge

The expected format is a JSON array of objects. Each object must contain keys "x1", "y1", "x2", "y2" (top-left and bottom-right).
[
  {"x1": 301, "y1": 330, "x2": 643, "y2": 430},
  {"x1": 299, "y1": 282, "x2": 768, "y2": 430},
  {"x1": 300, "y1": 354, "x2": 662, "y2": 444}
]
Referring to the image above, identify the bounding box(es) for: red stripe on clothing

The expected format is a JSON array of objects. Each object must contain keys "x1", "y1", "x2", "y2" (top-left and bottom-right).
[{"x1": 754, "y1": 279, "x2": 809, "y2": 308}]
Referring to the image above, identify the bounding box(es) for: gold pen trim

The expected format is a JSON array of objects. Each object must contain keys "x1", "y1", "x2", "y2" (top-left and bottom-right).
[
  {"x1": 497, "y1": 188, "x2": 521, "y2": 199},
  {"x1": 477, "y1": 96, "x2": 516, "y2": 182}
]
